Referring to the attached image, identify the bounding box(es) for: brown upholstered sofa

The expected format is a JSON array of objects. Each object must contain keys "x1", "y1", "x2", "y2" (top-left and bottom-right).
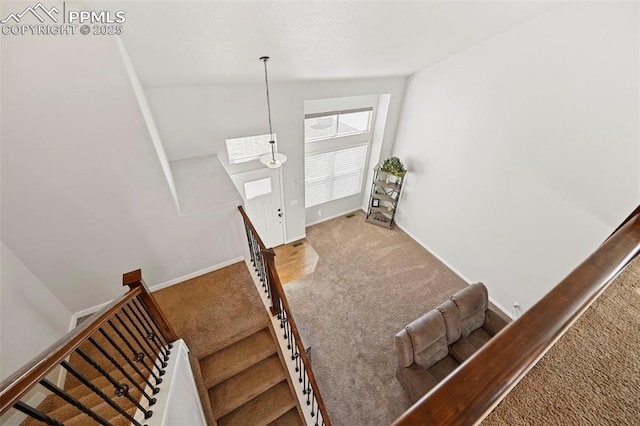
[{"x1": 395, "y1": 283, "x2": 509, "y2": 402}]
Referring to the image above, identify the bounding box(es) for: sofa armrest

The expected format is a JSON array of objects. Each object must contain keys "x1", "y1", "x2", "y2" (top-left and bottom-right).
[
  {"x1": 483, "y1": 308, "x2": 509, "y2": 336},
  {"x1": 396, "y1": 364, "x2": 439, "y2": 403}
]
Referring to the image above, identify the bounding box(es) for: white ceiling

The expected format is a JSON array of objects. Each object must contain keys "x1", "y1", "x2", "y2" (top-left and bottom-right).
[{"x1": 94, "y1": 1, "x2": 559, "y2": 88}]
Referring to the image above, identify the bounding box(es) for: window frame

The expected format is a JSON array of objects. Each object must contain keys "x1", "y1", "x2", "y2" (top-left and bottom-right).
[
  {"x1": 304, "y1": 105, "x2": 376, "y2": 209},
  {"x1": 304, "y1": 107, "x2": 373, "y2": 143}
]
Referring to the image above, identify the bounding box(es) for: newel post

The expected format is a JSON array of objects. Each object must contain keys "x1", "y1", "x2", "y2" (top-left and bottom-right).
[
  {"x1": 262, "y1": 249, "x2": 282, "y2": 317},
  {"x1": 123, "y1": 269, "x2": 178, "y2": 343}
]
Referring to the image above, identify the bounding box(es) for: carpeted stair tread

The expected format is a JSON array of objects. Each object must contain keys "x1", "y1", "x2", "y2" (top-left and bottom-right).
[
  {"x1": 46, "y1": 391, "x2": 133, "y2": 422},
  {"x1": 201, "y1": 326, "x2": 277, "y2": 388},
  {"x1": 268, "y1": 407, "x2": 304, "y2": 426},
  {"x1": 217, "y1": 381, "x2": 297, "y2": 426},
  {"x1": 58, "y1": 363, "x2": 151, "y2": 405},
  {"x1": 209, "y1": 353, "x2": 287, "y2": 419},
  {"x1": 194, "y1": 319, "x2": 270, "y2": 360},
  {"x1": 62, "y1": 400, "x2": 136, "y2": 426}
]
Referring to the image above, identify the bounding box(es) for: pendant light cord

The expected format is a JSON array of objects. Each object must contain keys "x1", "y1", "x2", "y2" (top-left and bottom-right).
[{"x1": 260, "y1": 57, "x2": 276, "y2": 160}]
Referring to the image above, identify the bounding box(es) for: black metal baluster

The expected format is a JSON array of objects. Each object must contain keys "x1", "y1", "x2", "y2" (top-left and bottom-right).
[
  {"x1": 303, "y1": 371, "x2": 307, "y2": 394},
  {"x1": 135, "y1": 298, "x2": 173, "y2": 350},
  {"x1": 74, "y1": 347, "x2": 153, "y2": 419},
  {"x1": 133, "y1": 297, "x2": 171, "y2": 361},
  {"x1": 122, "y1": 306, "x2": 167, "y2": 369},
  {"x1": 114, "y1": 313, "x2": 165, "y2": 376},
  {"x1": 131, "y1": 298, "x2": 170, "y2": 361},
  {"x1": 107, "y1": 319, "x2": 162, "y2": 385},
  {"x1": 99, "y1": 328, "x2": 160, "y2": 394},
  {"x1": 88, "y1": 336, "x2": 156, "y2": 405},
  {"x1": 14, "y1": 400, "x2": 64, "y2": 426},
  {"x1": 40, "y1": 379, "x2": 111, "y2": 426},
  {"x1": 306, "y1": 378, "x2": 311, "y2": 406},
  {"x1": 61, "y1": 360, "x2": 144, "y2": 426},
  {"x1": 311, "y1": 389, "x2": 316, "y2": 417},
  {"x1": 285, "y1": 321, "x2": 292, "y2": 350},
  {"x1": 244, "y1": 224, "x2": 256, "y2": 267}
]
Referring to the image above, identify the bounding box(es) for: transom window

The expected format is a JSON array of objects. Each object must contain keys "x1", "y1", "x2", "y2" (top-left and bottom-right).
[
  {"x1": 304, "y1": 108, "x2": 373, "y2": 142},
  {"x1": 225, "y1": 134, "x2": 276, "y2": 164}
]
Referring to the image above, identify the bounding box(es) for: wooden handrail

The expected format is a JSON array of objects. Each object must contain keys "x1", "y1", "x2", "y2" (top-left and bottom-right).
[
  {"x1": 606, "y1": 204, "x2": 640, "y2": 242},
  {"x1": 123, "y1": 269, "x2": 178, "y2": 343},
  {"x1": 262, "y1": 248, "x2": 282, "y2": 317},
  {"x1": 237, "y1": 204, "x2": 331, "y2": 425},
  {"x1": 270, "y1": 262, "x2": 332, "y2": 426},
  {"x1": 0, "y1": 287, "x2": 142, "y2": 416},
  {"x1": 238, "y1": 205, "x2": 268, "y2": 251},
  {"x1": 393, "y1": 206, "x2": 640, "y2": 425}
]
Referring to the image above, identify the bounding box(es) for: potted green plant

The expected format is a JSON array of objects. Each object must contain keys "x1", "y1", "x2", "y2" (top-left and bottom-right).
[{"x1": 380, "y1": 156, "x2": 406, "y2": 177}]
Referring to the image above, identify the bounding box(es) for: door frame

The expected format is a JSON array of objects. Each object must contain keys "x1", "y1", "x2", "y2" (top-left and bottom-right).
[{"x1": 230, "y1": 166, "x2": 287, "y2": 247}]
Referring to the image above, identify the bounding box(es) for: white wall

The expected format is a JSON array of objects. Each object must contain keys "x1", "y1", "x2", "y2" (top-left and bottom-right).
[
  {"x1": 146, "y1": 77, "x2": 406, "y2": 242},
  {"x1": 0, "y1": 242, "x2": 73, "y2": 380},
  {"x1": 392, "y1": 2, "x2": 639, "y2": 312},
  {"x1": 1, "y1": 2, "x2": 245, "y2": 313}
]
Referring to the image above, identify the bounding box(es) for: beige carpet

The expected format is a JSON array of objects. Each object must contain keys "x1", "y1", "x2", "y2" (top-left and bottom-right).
[
  {"x1": 483, "y1": 255, "x2": 640, "y2": 425},
  {"x1": 283, "y1": 210, "x2": 473, "y2": 425},
  {"x1": 153, "y1": 262, "x2": 269, "y2": 359}
]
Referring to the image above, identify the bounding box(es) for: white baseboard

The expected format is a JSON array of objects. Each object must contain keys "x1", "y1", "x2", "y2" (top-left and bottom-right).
[
  {"x1": 394, "y1": 220, "x2": 474, "y2": 284},
  {"x1": 306, "y1": 208, "x2": 362, "y2": 227},
  {"x1": 69, "y1": 301, "x2": 111, "y2": 330},
  {"x1": 395, "y1": 220, "x2": 515, "y2": 320},
  {"x1": 148, "y1": 257, "x2": 244, "y2": 292},
  {"x1": 69, "y1": 257, "x2": 244, "y2": 330},
  {"x1": 489, "y1": 296, "x2": 515, "y2": 320}
]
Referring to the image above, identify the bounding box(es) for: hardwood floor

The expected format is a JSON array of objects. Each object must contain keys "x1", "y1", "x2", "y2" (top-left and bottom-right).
[{"x1": 273, "y1": 239, "x2": 319, "y2": 285}]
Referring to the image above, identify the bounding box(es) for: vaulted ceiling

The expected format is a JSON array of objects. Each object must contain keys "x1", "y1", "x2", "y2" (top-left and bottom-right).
[{"x1": 93, "y1": 1, "x2": 559, "y2": 87}]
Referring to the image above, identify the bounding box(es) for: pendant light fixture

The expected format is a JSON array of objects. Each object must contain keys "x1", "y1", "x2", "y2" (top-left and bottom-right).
[{"x1": 259, "y1": 56, "x2": 287, "y2": 169}]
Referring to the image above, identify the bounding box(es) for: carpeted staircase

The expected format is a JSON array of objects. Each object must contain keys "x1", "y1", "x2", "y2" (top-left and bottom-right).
[
  {"x1": 199, "y1": 326, "x2": 301, "y2": 425},
  {"x1": 22, "y1": 325, "x2": 147, "y2": 425},
  {"x1": 20, "y1": 262, "x2": 303, "y2": 426},
  {"x1": 153, "y1": 262, "x2": 304, "y2": 426}
]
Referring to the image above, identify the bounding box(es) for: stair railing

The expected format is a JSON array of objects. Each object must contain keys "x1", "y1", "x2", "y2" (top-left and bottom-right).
[
  {"x1": 237, "y1": 205, "x2": 281, "y2": 315},
  {"x1": 392, "y1": 205, "x2": 640, "y2": 426},
  {"x1": 238, "y1": 206, "x2": 331, "y2": 426},
  {"x1": 0, "y1": 269, "x2": 177, "y2": 426}
]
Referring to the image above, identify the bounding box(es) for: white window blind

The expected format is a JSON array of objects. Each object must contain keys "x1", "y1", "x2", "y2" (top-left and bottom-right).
[{"x1": 305, "y1": 144, "x2": 368, "y2": 208}]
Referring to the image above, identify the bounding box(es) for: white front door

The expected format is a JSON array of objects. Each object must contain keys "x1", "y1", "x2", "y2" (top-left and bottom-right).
[{"x1": 232, "y1": 168, "x2": 285, "y2": 248}]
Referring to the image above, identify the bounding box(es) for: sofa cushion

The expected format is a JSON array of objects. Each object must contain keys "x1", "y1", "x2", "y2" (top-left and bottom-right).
[
  {"x1": 465, "y1": 327, "x2": 493, "y2": 350},
  {"x1": 427, "y1": 355, "x2": 460, "y2": 382},
  {"x1": 395, "y1": 364, "x2": 439, "y2": 403},
  {"x1": 437, "y1": 300, "x2": 461, "y2": 344},
  {"x1": 405, "y1": 309, "x2": 449, "y2": 370},
  {"x1": 451, "y1": 283, "x2": 489, "y2": 338},
  {"x1": 449, "y1": 338, "x2": 478, "y2": 363}
]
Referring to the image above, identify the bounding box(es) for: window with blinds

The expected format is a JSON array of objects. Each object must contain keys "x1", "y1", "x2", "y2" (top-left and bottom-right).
[{"x1": 305, "y1": 144, "x2": 368, "y2": 208}]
